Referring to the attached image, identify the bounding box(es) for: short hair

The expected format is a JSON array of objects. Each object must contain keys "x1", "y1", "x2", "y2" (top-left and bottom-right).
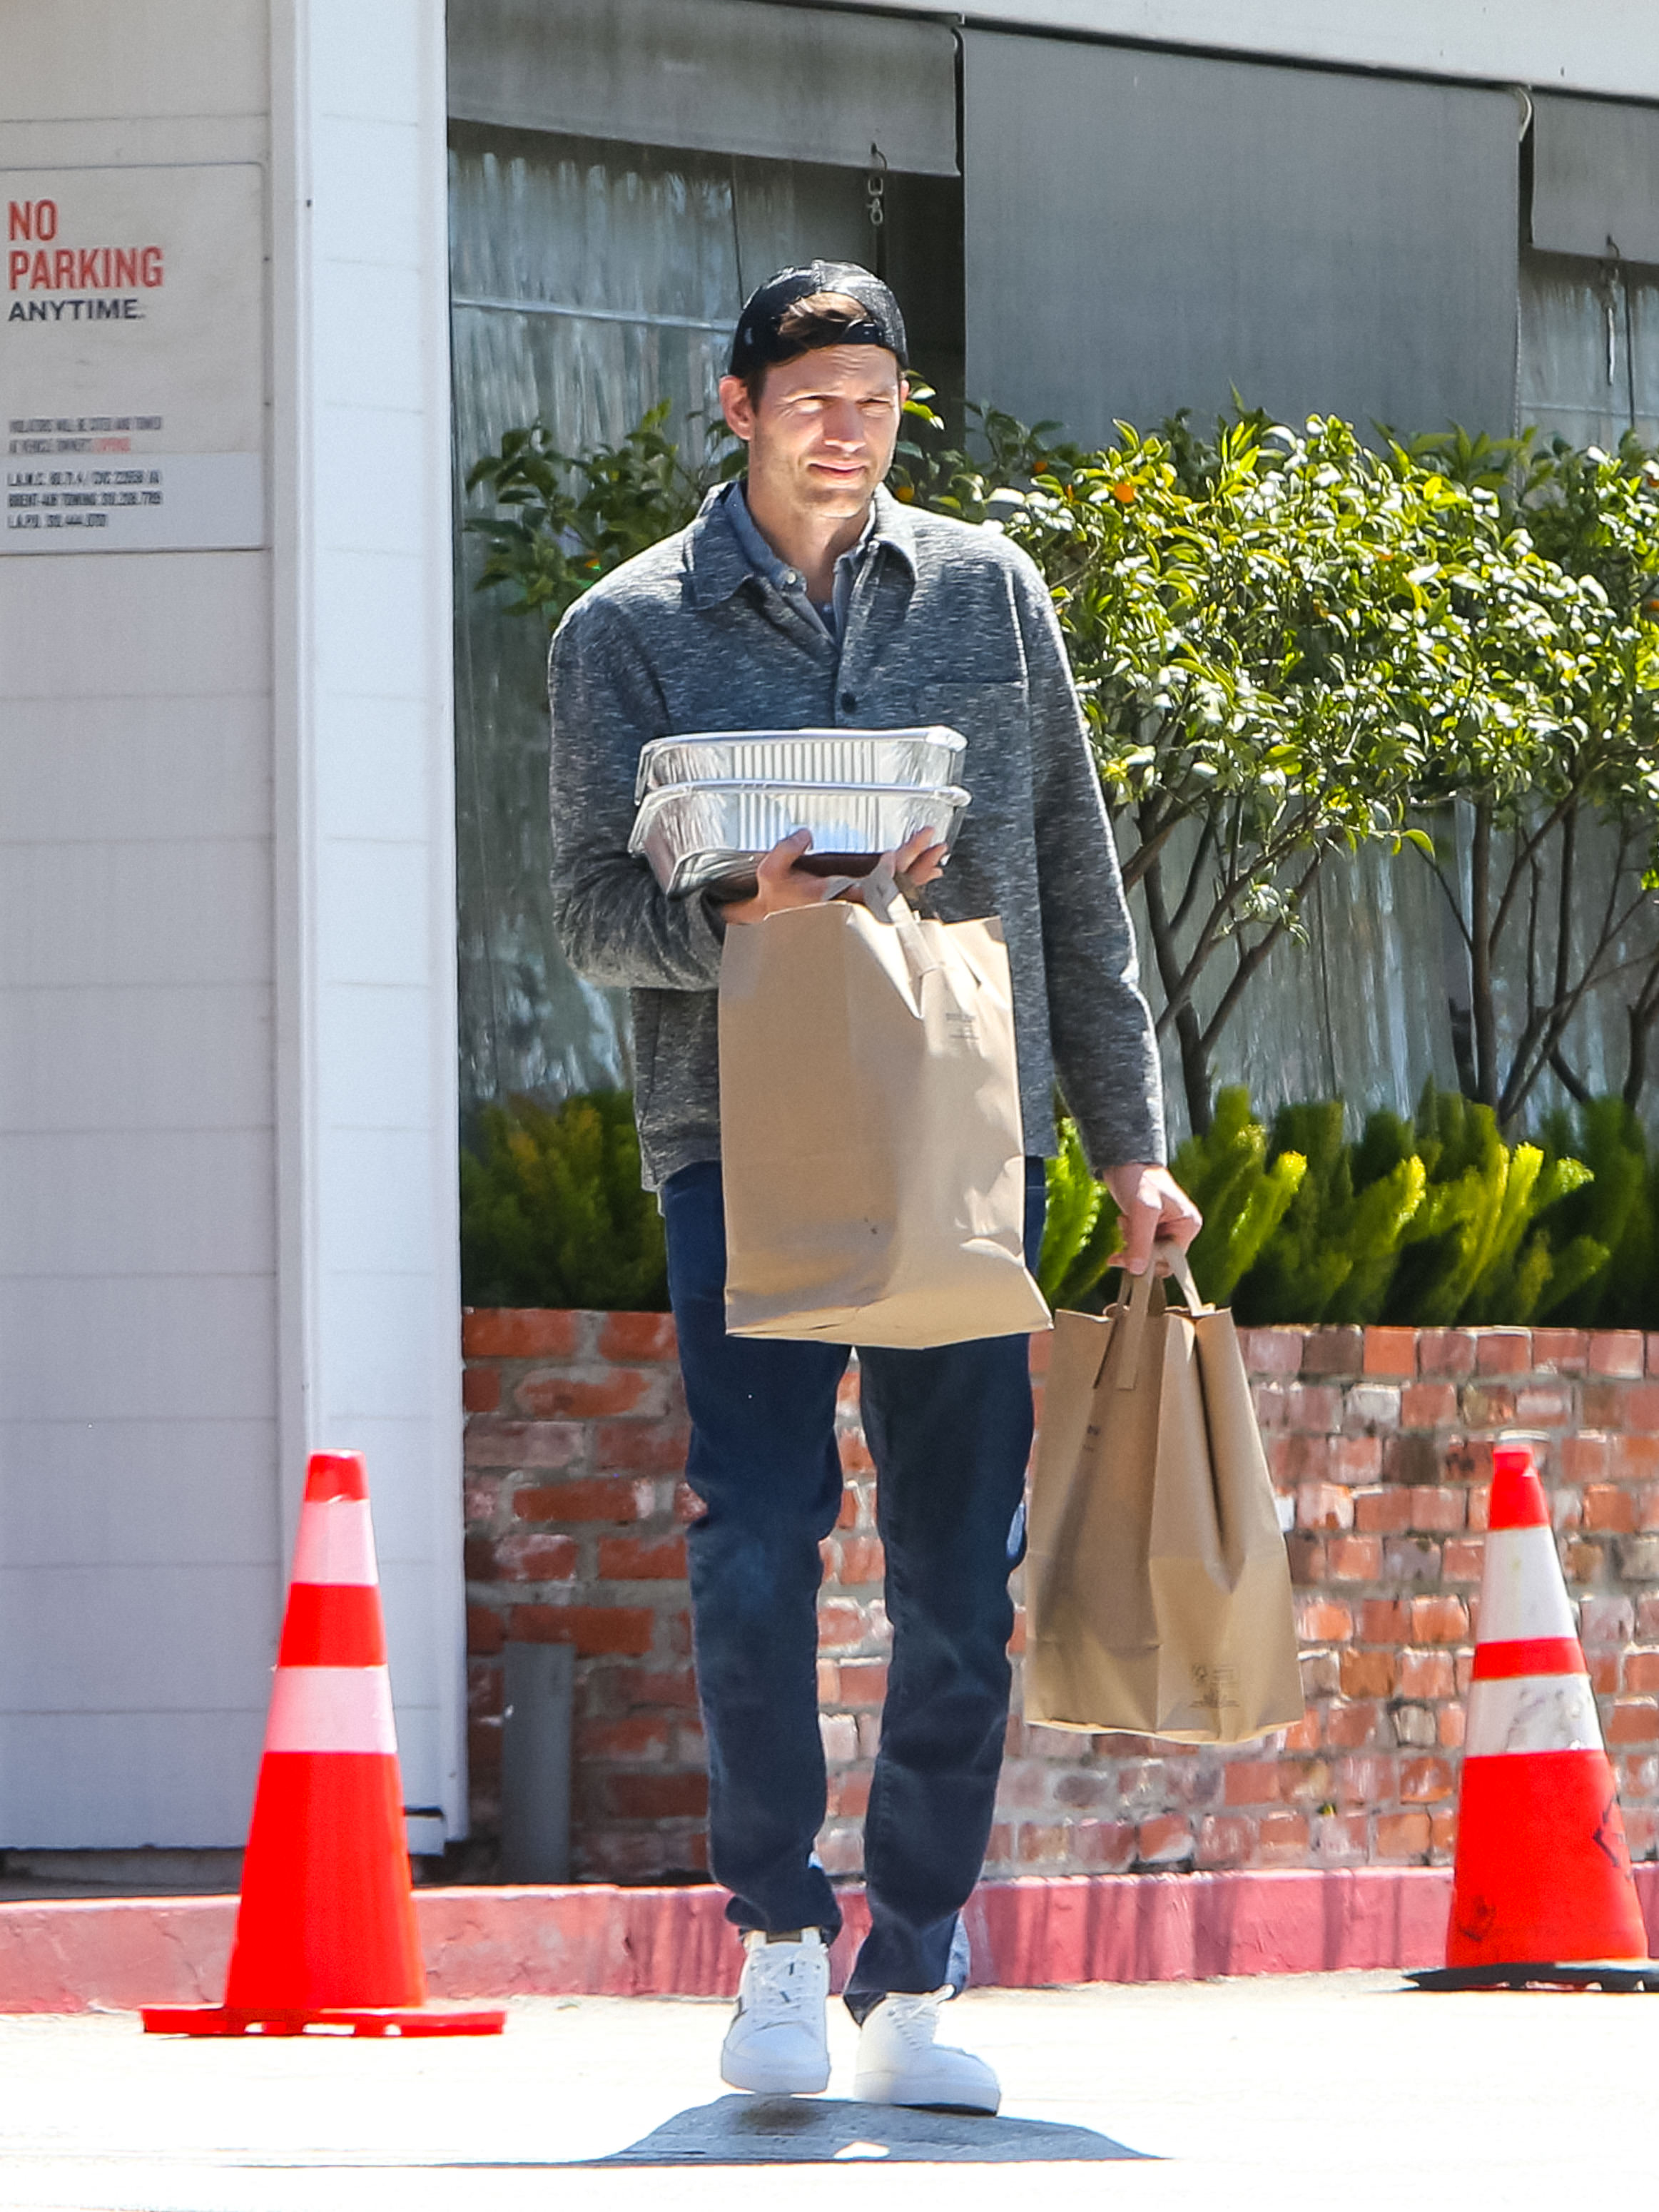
[{"x1": 741, "y1": 290, "x2": 901, "y2": 408}]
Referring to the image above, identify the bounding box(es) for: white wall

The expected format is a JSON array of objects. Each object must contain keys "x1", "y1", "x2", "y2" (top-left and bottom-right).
[
  {"x1": 861, "y1": 1, "x2": 1659, "y2": 103},
  {"x1": 0, "y1": 0, "x2": 464, "y2": 1849}
]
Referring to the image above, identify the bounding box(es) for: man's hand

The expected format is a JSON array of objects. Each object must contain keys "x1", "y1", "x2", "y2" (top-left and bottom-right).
[
  {"x1": 721, "y1": 828, "x2": 948, "y2": 925},
  {"x1": 1103, "y1": 1162, "x2": 1202, "y2": 1276}
]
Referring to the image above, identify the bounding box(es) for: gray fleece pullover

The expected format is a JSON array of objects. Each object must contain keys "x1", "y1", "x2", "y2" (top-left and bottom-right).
[{"x1": 547, "y1": 483, "x2": 1165, "y2": 1189}]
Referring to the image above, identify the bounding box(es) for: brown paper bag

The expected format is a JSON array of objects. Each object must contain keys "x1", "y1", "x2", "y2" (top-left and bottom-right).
[
  {"x1": 1025, "y1": 1252, "x2": 1304, "y2": 1742},
  {"x1": 717, "y1": 876, "x2": 1051, "y2": 1349}
]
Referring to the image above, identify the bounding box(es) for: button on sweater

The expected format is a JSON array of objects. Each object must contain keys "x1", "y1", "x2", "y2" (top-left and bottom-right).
[{"x1": 547, "y1": 483, "x2": 1166, "y2": 1189}]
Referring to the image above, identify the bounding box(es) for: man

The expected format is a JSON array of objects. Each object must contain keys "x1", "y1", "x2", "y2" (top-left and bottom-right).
[{"x1": 548, "y1": 261, "x2": 1199, "y2": 2111}]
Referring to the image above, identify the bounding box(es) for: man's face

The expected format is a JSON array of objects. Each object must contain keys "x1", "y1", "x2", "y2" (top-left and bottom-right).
[{"x1": 719, "y1": 345, "x2": 906, "y2": 525}]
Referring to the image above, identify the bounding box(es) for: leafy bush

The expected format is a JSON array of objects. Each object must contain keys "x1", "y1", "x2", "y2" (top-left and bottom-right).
[
  {"x1": 1048, "y1": 1083, "x2": 1613, "y2": 1326},
  {"x1": 460, "y1": 1092, "x2": 668, "y2": 1311}
]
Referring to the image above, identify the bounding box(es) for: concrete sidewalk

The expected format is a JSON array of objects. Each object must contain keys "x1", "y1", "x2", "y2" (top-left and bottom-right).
[{"x1": 1, "y1": 1972, "x2": 1655, "y2": 2211}]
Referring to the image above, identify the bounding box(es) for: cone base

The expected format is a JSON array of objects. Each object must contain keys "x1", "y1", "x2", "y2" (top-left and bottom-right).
[
  {"x1": 1410, "y1": 1963, "x2": 1659, "y2": 1993},
  {"x1": 141, "y1": 2004, "x2": 505, "y2": 2038},
  {"x1": 1447, "y1": 1749, "x2": 1648, "y2": 1969}
]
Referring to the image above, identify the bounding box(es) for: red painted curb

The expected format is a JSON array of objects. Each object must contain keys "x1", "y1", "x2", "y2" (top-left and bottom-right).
[{"x1": 4, "y1": 1867, "x2": 1654, "y2": 2014}]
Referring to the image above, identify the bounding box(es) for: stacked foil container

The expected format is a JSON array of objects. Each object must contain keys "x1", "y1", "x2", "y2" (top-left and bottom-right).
[{"x1": 629, "y1": 726, "x2": 970, "y2": 898}]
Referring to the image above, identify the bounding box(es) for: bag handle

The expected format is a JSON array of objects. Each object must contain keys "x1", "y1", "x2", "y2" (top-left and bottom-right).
[
  {"x1": 856, "y1": 859, "x2": 946, "y2": 988},
  {"x1": 1110, "y1": 1241, "x2": 1207, "y2": 1393}
]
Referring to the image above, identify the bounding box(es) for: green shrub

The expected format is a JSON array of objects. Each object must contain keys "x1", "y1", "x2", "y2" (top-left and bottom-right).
[
  {"x1": 1051, "y1": 1082, "x2": 1610, "y2": 1326},
  {"x1": 460, "y1": 1092, "x2": 669, "y2": 1311}
]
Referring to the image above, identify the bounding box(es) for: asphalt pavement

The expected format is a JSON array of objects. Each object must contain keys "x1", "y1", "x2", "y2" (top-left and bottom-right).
[{"x1": 1, "y1": 1972, "x2": 1655, "y2": 2210}]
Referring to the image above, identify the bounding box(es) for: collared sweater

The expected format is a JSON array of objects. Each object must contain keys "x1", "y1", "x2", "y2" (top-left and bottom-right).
[{"x1": 547, "y1": 484, "x2": 1165, "y2": 1189}]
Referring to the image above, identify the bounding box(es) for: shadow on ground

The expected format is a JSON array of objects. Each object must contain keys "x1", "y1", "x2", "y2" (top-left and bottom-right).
[{"x1": 573, "y1": 2095, "x2": 1149, "y2": 2165}]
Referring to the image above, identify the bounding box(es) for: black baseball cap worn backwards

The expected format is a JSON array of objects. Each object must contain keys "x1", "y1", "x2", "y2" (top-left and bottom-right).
[{"x1": 728, "y1": 260, "x2": 908, "y2": 377}]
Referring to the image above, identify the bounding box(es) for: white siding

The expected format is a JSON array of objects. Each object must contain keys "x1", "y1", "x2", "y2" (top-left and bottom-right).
[{"x1": 1, "y1": 0, "x2": 464, "y2": 1847}]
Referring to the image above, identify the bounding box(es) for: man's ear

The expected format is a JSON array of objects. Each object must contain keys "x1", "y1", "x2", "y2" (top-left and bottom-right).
[{"x1": 718, "y1": 374, "x2": 755, "y2": 444}]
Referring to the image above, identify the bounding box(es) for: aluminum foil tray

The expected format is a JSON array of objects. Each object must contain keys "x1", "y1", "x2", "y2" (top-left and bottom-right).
[
  {"x1": 634, "y1": 726, "x2": 965, "y2": 801},
  {"x1": 629, "y1": 780, "x2": 970, "y2": 898}
]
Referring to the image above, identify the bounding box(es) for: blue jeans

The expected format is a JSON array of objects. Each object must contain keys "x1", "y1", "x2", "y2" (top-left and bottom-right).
[{"x1": 661, "y1": 1158, "x2": 1046, "y2": 2012}]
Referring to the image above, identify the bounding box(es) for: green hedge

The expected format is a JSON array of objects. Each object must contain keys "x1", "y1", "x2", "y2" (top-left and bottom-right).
[{"x1": 462, "y1": 1085, "x2": 1659, "y2": 1326}]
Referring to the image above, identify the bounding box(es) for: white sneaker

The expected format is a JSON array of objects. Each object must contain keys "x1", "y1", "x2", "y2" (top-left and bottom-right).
[
  {"x1": 719, "y1": 1929, "x2": 831, "y2": 2095},
  {"x1": 852, "y1": 1992, "x2": 1001, "y2": 2114}
]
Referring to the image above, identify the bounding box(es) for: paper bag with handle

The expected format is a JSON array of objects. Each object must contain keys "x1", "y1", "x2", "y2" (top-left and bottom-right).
[
  {"x1": 1025, "y1": 1247, "x2": 1304, "y2": 1742},
  {"x1": 718, "y1": 865, "x2": 1051, "y2": 1349}
]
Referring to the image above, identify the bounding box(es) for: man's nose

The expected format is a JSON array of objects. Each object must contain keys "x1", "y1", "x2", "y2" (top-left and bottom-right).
[{"x1": 821, "y1": 402, "x2": 866, "y2": 447}]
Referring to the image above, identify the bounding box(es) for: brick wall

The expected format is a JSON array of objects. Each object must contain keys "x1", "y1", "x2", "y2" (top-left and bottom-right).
[{"x1": 461, "y1": 1312, "x2": 1659, "y2": 1882}]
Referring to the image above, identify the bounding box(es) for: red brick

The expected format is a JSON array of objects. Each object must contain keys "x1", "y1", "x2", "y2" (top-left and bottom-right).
[
  {"x1": 514, "y1": 1477, "x2": 649, "y2": 1524},
  {"x1": 1288, "y1": 1384, "x2": 1343, "y2": 1431},
  {"x1": 1581, "y1": 1594, "x2": 1637, "y2": 1645},
  {"x1": 1258, "y1": 1811, "x2": 1311, "y2": 1864},
  {"x1": 468, "y1": 1663, "x2": 504, "y2": 1718},
  {"x1": 838, "y1": 1431, "x2": 876, "y2": 1475},
  {"x1": 597, "y1": 1534, "x2": 688, "y2": 1581},
  {"x1": 1241, "y1": 1329, "x2": 1306, "y2": 1376},
  {"x1": 1607, "y1": 1701, "x2": 1659, "y2": 1745},
  {"x1": 463, "y1": 1533, "x2": 497, "y2": 1581},
  {"x1": 1442, "y1": 1538, "x2": 1485, "y2": 1583},
  {"x1": 1461, "y1": 1385, "x2": 1516, "y2": 1428},
  {"x1": 836, "y1": 1659, "x2": 889, "y2": 1706},
  {"x1": 597, "y1": 1312, "x2": 678, "y2": 1361},
  {"x1": 519, "y1": 1368, "x2": 650, "y2": 1419},
  {"x1": 676, "y1": 1482, "x2": 706, "y2": 1525},
  {"x1": 1467, "y1": 1483, "x2": 1491, "y2": 1532},
  {"x1": 1331, "y1": 1436, "x2": 1384, "y2": 1484},
  {"x1": 1285, "y1": 1534, "x2": 1325, "y2": 1588},
  {"x1": 1418, "y1": 1330, "x2": 1476, "y2": 1377},
  {"x1": 836, "y1": 1483, "x2": 861, "y2": 1528},
  {"x1": 468, "y1": 1717, "x2": 502, "y2": 1775},
  {"x1": 1590, "y1": 1331, "x2": 1647, "y2": 1377},
  {"x1": 1340, "y1": 1649, "x2": 1396, "y2": 1699},
  {"x1": 1562, "y1": 1434, "x2": 1613, "y2": 1483},
  {"x1": 830, "y1": 1770, "x2": 873, "y2": 1817},
  {"x1": 1252, "y1": 1382, "x2": 1289, "y2": 1431},
  {"x1": 1624, "y1": 1809, "x2": 1658, "y2": 1860},
  {"x1": 1397, "y1": 1649, "x2": 1455, "y2": 1699},
  {"x1": 489, "y1": 1533, "x2": 579, "y2": 1583},
  {"x1": 1301, "y1": 1328, "x2": 1363, "y2": 1376},
  {"x1": 1429, "y1": 1809, "x2": 1457, "y2": 1857},
  {"x1": 1281, "y1": 1710, "x2": 1321, "y2": 1752},
  {"x1": 1409, "y1": 1487, "x2": 1466, "y2": 1533},
  {"x1": 1067, "y1": 1821, "x2": 1137, "y2": 1871},
  {"x1": 1437, "y1": 1703, "x2": 1466, "y2": 1748},
  {"x1": 1531, "y1": 1329, "x2": 1589, "y2": 1373},
  {"x1": 1625, "y1": 1650, "x2": 1659, "y2": 1695},
  {"x1": 1591, "y1": 1651, "x2": 1620, "y2": 1694},
  {"x1": 462, "y1": 1365, "x2": 501, "y2": 1413},
  {"x1": 601, "y1": 1771, "x2": 709, "y2": 1820},
  {"x1": 1017, "y1": 1824, "x2": 1073, "y2": 1867},
  {"x1": 1360, "y1": 1599, "x2": 1411, "y2": 1644},
  {"x1": 462, "y1": 1308, "x2": 580, "y2": 1358},
  {"x1": 818, "y1": 1598, "x2": 871, "y2": 1648},
  {"x1": 506, "y1": 1603, "x2": 655, "y2": 1655},
  {"x1": 595, "y1": 1419, "x2": 690, "y2": 1473},
  {"x1": 1197, "y1": 1815, "x2": 1257, "y2": 1867},
  {"x1": 1516, "y1": 1386, "x2": 1572, "y2": 1428},
  {"x1": 1590, "y1": 1382, "x2": 1659, "y2": 1429},
  {"x1": 1324, "y1": 1701, "x2": 1379, "y2": 1748},
  {"x1": 1328, "y1": 1536, "x2": 1383, "y2": 1581},
  {"x1": 1614, "y1": 1436, "x2": 1659, "y2": 1482},
  {"x1": 1399, "y1": 1755, "x2": 1456, "y2": 1802},
  {"x1": 608, "y1": 1665, "x2": 701, "y2": 1711},
  {"x1": 1136, "y1": 1815, "x2": 1195, "y2": 1866},
  {"x1": 1375, "y1": 1810, "x2": 1433, "y2": 1860},
  {"x1": 1297, "y1": 1483, "x2": 1354, "y2": 1532},
  {"x1": 1334, "y1": 1752, "x2": 1393, "y2": 1805},
  {"x1": 1566, "y1": 1538, "x2": 1604, "y2": 1583},
  {"x1": 836, "y1": 1536, "x2": 887, "y2": 1585},
  {"x1": 467, "y1": 1605, "x2": 505, "y2": 1655},
  {"x1": 1354, "y1": 1486, "x2": 1414, "y2": 1535},
  {"x1": 1400, "y1": 1383, "x2": 1458, "y2": 1429},
  {"x1": 1363, "y1": 1327, "x2": 1418, "y2": 1377},
  {"x1": 1411, "y1": 1595, "x2": 1470, "y2": 1645},
  {"x1": 1222, "y1": 1760, "x2": 1284, "y2": 1807},
  {"x1": 464, "y1": 1417, "x2": 582, "y2": 1470},
  {"x1": 576, "y1": 1716, "x2": 671, "y2": 1760},
  {"x1": 1583, "y1": 1486, "x2": 1637, "y2": 1533},
  {"x1": 1640, "y1": 1595, "x2": 1659, "y2": 1638},
  {"x1": 1475, "y1": 1329, "x2": 1531, "y2": 1374},
  {"x1": 1297, "y1": 1598, "x2": 1354, "y2": 1642}
]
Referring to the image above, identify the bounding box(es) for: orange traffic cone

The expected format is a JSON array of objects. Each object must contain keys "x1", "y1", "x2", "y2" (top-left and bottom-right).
[
  {"x1": 143, "y1": 1451, "x2": 503, "y2": 2036},
  {"x1": 1415, "y1": 1441, "x2": 1653, "y2": 1990}
]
